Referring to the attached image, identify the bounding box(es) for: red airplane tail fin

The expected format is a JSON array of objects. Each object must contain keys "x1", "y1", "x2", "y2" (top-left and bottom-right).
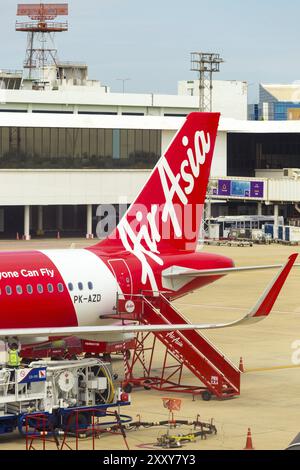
[{"x1": 97, "y1": 112, "x2": 220, "y2": 253}]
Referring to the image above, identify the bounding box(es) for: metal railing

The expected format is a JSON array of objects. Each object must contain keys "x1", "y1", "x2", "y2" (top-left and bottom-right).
[{"x1": 16, "y1": 21, "x2": 68, "y2": 31}]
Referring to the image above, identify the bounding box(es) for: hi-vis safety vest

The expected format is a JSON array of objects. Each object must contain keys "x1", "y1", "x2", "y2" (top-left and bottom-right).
[{"x1": 7, "y1": 350, "x2": 20, "y2": 367}]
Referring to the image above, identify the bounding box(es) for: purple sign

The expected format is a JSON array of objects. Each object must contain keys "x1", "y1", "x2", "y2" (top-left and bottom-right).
[
  {"x1": 218, "y1": 180, "x2": 231, "y2": 196},
  {"x1": 250, "y1": 181, "x2": 264, "y2": 198}
]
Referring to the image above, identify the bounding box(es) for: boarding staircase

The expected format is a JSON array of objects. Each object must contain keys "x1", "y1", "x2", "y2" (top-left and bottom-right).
[{"x1": 107, "y1": 293, "x2": 240, "y2": 400}]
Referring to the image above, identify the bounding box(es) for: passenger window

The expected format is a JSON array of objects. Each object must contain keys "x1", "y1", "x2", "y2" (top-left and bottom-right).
[
  {"x1": 26, "y1": 284, "x2": 33, "y2": 294},
  {"x1": 68, "y1": 283, "x2": 73, "y2": 291},
  {"x1": 58, "y1": 283, "x2": 64, "y2": 292},
  {"x1": 78, "y1": 282, "x2": 83, "y2": 291},
  {"x1": 88, "y1": 281, "x2": 93, "y2": 290},
  {"x1": 37, "y1": 284, "x2": 43, "y2": 294},
  {"x1": 16, "y1": 285, "x2": 23, "y2": 295},
  {"x1": 5, "y1": 286, "x2": 12, "y2": 296},
  {"x1": 47, "y1": 283, "x2": 54, "y2": 293}
]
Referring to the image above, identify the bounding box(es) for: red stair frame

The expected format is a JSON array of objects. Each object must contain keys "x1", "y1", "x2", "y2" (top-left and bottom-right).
[{"x1": 112, "y1": 293, "x2": 240, "y2": 400}]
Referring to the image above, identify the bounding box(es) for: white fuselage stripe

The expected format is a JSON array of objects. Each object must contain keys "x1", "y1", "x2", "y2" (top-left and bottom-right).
[{"x1": 40, "y1": 249, "x2": 119, "y2": 326}]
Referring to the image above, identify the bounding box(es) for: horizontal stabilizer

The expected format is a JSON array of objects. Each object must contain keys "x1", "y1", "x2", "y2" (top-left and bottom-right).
[{"x1": 162, "y1": 264, "x2": 286, "y2": 279}]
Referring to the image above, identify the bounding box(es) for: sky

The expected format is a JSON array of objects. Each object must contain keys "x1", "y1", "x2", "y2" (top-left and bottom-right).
[{"x1": 1, "y1": 0, "x2": 300, "y2": 102}]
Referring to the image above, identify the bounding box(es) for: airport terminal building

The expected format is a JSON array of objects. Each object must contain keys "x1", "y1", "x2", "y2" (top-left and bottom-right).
[{"x1": 0, "y1": 72, "x2": 300, "y2": 239}]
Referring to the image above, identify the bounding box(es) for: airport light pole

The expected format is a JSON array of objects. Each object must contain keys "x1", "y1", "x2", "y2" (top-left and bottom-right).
[
  {"x1": 190, "y1": 52, "x2": 224, "y2": 112},
  {"x1": 116, "y1": 78, "x2": 131, "y2": 93}
]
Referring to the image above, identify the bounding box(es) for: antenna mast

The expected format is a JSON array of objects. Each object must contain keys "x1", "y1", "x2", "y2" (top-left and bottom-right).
[
  {"x1": 16, "y1": 3, "x2": 68, "y2": 83},
  {"x1": 190, "y1": 52, "x2": 224, "y2": 112}
]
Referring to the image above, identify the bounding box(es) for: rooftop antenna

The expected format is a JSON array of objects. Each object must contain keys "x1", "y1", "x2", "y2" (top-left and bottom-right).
[
  {"x1": 190, "y1": 52, "x2": 224, "y2": 112},
  {"x1": 16, "y1": 3, "x2": 68, "y2": 84}
]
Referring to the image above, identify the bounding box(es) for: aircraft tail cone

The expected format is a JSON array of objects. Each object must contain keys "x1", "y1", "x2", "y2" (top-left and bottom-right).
[{"x1": 244, "y1": 428, "x2": 255, "y2": 450}]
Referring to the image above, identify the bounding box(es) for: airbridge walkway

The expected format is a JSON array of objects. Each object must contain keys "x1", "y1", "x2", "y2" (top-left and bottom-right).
[{"x1": 208, "y1": 175, "x2": 300, "y2": 204}]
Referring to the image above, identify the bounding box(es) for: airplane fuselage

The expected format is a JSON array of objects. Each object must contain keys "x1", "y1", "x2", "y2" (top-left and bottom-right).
[{"x1": 0, "y1": 248, "x2": 233, "y2": 329}]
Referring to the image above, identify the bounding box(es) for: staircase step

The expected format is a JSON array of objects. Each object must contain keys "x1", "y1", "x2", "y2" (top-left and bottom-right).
[{"x1": 142, "y1": 295, "x2": 240, "y2": 398}]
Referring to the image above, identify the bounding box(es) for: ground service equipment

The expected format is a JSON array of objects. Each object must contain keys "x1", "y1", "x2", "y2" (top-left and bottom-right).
[{"x1": 0, "y1": 358, "x2": 130, "y2": 436}]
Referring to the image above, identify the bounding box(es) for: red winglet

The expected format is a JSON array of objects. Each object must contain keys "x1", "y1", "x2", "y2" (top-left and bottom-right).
[{"x1": 251, "y1": 253, "x2": 298, "y2": 318}]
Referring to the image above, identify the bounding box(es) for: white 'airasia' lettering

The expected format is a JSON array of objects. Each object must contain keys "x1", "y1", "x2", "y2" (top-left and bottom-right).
[
  {"x1": 118, "y1": 129, "x2": 211, "y2": 292},
  {"x1": 158, "y1": 131, "x2": 210, "y2": 237},
  {"x1": 118, "y1": 205, "x2": 162, "y2": 291}
]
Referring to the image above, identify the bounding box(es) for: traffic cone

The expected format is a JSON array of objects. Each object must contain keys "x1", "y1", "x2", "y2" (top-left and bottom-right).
[
  {"x1": 239, "y1": 357, "x2": 245, "y2": 372},
  {"x1": 244, "y1": 428, "x2": 255, "y2": 450}
]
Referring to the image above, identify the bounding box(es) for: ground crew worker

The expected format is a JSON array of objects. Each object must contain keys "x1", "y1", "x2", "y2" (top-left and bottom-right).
[
  {"x1": 7, "y1": 343, "x2": 20, "y2": 392},
  {"x1": 7, "y1": 343, "x2": 20, "y2": 368}
]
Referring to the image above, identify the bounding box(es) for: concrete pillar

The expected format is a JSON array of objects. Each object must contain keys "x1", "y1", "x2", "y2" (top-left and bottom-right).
[
  {"x1": 37, "y1": 205, "x2": 44, "y2": 235},
  {"x1": 257, "y1": 202, "x2": 263, "y2": 216},
  {"x1": 24, "y1": 205, "x2": 31, "y2": 240},
  {"x1": 206, "y1": 200, "x2": 212, "y2": 219},
  {"x1": 86, "y1": 204, "x2": 93, "y2": 239},
  {"x1": 205, "y1": 200, "x2": 212, "y2": 238},
  {"x1": 274, "y1": 204, "x2": 279, "y2": 239}
]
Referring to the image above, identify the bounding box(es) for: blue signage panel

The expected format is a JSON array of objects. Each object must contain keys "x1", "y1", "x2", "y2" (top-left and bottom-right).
[
  {"x1": 17, "y1": 367, "x2": 47, "y2": 384},
  {"x1": 231, "y1": 181, "x2": 250, "y2": 197}
]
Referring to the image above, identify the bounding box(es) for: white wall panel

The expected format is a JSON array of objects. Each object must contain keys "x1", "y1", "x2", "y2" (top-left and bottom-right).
[
  {"x1": 267, "y1": 180, "x2": 300, "y2": 202},
  {"x1": 211, "y1": 132, "x2": 227, "y2": 177},
  {"x1": 0, "y1": 169, "x2": 151, "y2": 206}
]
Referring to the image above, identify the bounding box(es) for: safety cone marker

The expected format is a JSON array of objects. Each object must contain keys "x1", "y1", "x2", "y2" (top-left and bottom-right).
[
  {"x1": 239, "y1": 357, "x2": 245, "y2": 373},
  {"x1": 244, "y1": 428, "x2": 255, "y2": 450}
]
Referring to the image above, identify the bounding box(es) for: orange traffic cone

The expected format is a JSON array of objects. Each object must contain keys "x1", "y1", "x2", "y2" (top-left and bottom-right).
[
  {"x1": 244, "y1": 428, "x2": 255, "y2": 450},
  {"x1": 239, "y1": 357, "x2": 245, "y2": 372}
]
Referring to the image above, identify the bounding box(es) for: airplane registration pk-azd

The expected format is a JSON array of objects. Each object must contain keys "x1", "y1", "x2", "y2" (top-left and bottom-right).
[{"x1": 0, "y1": 112, "x2": 297, "y2": 346}]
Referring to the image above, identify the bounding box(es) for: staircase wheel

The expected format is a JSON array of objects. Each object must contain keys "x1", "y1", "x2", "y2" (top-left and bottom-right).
[
  {"x1": 143, "y1": 380, "x2": 152, "y2": 390},
  {"x1": 201, "y1": 390, "x2": 212, "y2": 401},
  {"x1": 123, "y1": 383, "x2": 133, "y2": 393}
]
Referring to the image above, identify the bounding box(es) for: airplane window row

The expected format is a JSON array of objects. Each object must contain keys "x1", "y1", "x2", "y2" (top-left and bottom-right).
[
  {"x1": 67, "y1": 282, "x2": 94, "y2": 291},
  {"x1": 0, "y1": 281, "x2": 95, "y2": 296},
  {"x1": 0, "y1": 283, "x2": 65, "y2": 296}
]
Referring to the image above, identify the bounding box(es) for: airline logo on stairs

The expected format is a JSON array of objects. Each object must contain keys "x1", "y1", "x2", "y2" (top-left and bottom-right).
[{"x1": 165, "y1": 331, "x2": 184, "y2": 347}]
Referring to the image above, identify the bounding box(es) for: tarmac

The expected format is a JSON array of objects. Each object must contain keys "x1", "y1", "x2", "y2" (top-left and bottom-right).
[{"x1": 0, "y1": 238, "x2": 299, "y2": 450}]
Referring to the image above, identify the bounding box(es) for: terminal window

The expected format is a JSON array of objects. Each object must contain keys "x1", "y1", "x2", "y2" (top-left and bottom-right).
[
  {"x1": 0, "y1": 127, "x2": 162, "y2": 169},
  {"x1": 228, "y1": 133, "x2": 300, "y2": 176}
]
